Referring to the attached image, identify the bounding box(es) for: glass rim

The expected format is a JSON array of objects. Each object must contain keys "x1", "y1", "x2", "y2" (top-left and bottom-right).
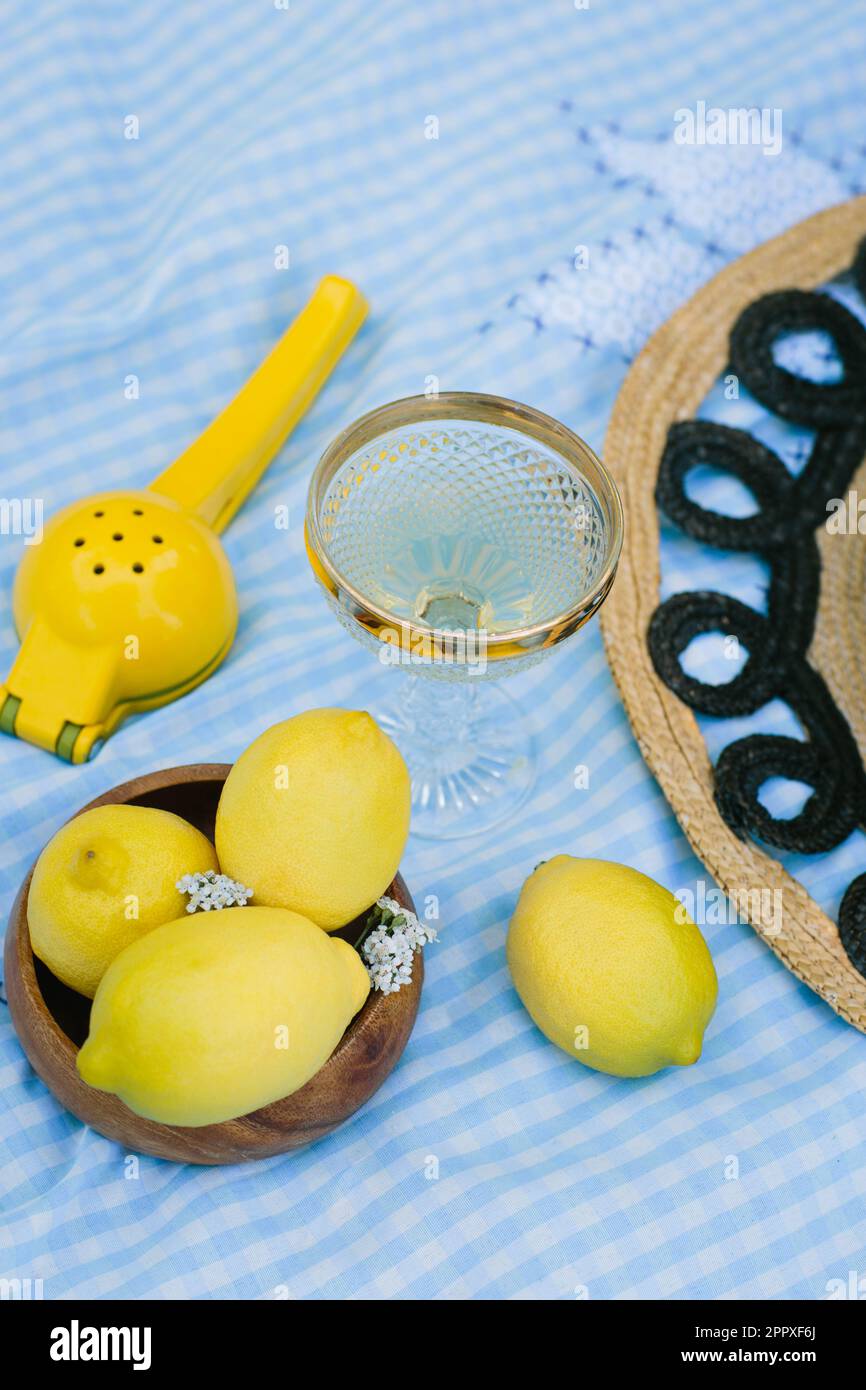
[{"x1": 304, "y1": 391, "x2": 624, "y2": 649}]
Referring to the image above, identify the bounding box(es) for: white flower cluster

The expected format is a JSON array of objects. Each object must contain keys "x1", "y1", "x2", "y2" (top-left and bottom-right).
[
  {"x1": 176, "y1": 870, "x2": 253, "y2": 913},
  {"x1": 361, "y1": 896, "x2": 438, "y2": 994}
]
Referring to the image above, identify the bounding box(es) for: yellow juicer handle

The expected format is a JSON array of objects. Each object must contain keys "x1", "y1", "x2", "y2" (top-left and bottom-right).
[{"x1": 150, "y1": 275, "x2": 368, "y2": 532}]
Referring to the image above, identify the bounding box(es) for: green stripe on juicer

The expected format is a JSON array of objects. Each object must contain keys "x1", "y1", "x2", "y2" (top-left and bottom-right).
[{"x1": 0, "y1": 276, "x2": 367, "y2": 763}]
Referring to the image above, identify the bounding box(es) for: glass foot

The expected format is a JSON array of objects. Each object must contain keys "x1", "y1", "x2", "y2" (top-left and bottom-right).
[{"x1": 377, "y1": 678, "x2": 536, "y2": 840}]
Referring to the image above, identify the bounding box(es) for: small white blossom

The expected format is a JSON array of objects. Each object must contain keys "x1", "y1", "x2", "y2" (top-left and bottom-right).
[
  {"x1": 361, "y1": 896, "x2": 437, "y2": 994},
  {"x1": 177, "y1": 869, "x2": 253, "y2": 913}
]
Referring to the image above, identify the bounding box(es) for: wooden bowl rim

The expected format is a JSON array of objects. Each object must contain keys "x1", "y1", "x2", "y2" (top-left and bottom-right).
[{"x1": 5, "y1": 761, "x2": 422, "y2": 1161}]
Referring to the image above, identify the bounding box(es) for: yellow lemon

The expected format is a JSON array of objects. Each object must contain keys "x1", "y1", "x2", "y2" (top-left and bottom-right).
[
  {"x1": 28, "y1": 804, "x2": 218, "y2": 998},
  {"x1": 215, "y1": 708, "x2": 411, "y2": 931},
  {"x1": 77, "y1": 905, "x2": 370, "y2": 1126},
  {"x1": 506, "y1": 856, "x2": 718, "y2": 1077}
]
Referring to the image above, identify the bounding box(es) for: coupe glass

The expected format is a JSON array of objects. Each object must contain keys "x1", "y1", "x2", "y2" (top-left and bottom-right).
[{"x1": 305, "y1": 393, "x2": 623, "y2": 839}]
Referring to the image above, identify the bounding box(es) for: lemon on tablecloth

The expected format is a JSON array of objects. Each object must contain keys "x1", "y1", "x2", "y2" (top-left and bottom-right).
[{"x1": 507, "y1": 856, "x2": 718, "y2": 1077}]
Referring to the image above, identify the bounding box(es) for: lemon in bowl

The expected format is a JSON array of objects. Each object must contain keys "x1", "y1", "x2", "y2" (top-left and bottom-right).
[{"x1": 28, "y1": 803, "x2": 218, "y2": 999}]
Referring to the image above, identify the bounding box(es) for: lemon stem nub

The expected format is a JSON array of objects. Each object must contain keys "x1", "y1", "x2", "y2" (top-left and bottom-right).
[
  {"x1": 672, "y1": 1037, "x2": 701, "y2": 1067},
  {"x1": 77, "y1": 1039, "x2": 114, "y2": 1091}
]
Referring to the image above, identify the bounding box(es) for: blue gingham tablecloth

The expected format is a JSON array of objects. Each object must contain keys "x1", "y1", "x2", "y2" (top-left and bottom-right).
[{"x1": 2, "y1": 0, "x2": 866, "y2": 1301}]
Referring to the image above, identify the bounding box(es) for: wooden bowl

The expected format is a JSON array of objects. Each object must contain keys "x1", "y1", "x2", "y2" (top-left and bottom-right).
[{"x1": 4, "y1": 763, "x2": 422, "y2": 1164}]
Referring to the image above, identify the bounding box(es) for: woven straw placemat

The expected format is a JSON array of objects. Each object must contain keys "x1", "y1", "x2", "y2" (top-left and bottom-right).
[{"x1": 600, "y1": 196, "x2": 866, "y2": 1032}]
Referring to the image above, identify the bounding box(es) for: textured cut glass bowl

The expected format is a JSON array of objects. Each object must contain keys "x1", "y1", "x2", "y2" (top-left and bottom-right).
[{"x1": 306, "y1": 393, "x2": 623, "y2": 838}]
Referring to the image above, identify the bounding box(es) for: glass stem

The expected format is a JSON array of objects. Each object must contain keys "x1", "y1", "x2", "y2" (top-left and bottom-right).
[{"x1": 398, "y1": 675, "x2": 481, "y2": 745}]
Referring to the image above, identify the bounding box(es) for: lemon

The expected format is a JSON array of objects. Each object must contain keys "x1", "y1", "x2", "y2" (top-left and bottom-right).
[
  {"x1": 506, "y1": 856, "x2": 717, "y2": 1077},
  {"x1": 77, "y1": 905, "x2": 370, "y2": 1126},
  {"x1": 215, "y1": 708, "x2": 411, "y2": 931},
  {"x1": 28, "y1": 804, "x2": 218, "y2": 998}
]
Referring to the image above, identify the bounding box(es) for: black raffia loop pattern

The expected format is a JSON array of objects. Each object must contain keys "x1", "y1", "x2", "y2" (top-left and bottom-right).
[
  {"x1": 647, "y1": 234, "x2": 866, "y2": 977},
  {"x1": 713, "y1": 663, "x2": 866, "y2": 854},
  {"x1": 729, "y1": 288, "x2": 866, "y2": 428},
  {"x1": 853, "y1": 235, "x2": 866, "y2": 302},
  {"x1": 840, "y1": 875, "x2": 866, "y2": 978}
]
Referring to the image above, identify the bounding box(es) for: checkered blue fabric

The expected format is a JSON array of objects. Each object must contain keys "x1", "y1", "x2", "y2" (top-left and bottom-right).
[{"x1": 2, "y1": 0, "x2": 866, "y2": 1300}]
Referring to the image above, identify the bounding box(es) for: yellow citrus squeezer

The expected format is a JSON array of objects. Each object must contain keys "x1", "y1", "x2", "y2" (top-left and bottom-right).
[{"x1": 0, "y1": 275, "x2": 367, "y2": 763}]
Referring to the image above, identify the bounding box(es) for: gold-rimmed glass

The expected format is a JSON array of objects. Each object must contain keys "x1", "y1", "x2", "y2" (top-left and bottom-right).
[{"x1": 305, "y1": 392, "x2": 623, "y2": 838}]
